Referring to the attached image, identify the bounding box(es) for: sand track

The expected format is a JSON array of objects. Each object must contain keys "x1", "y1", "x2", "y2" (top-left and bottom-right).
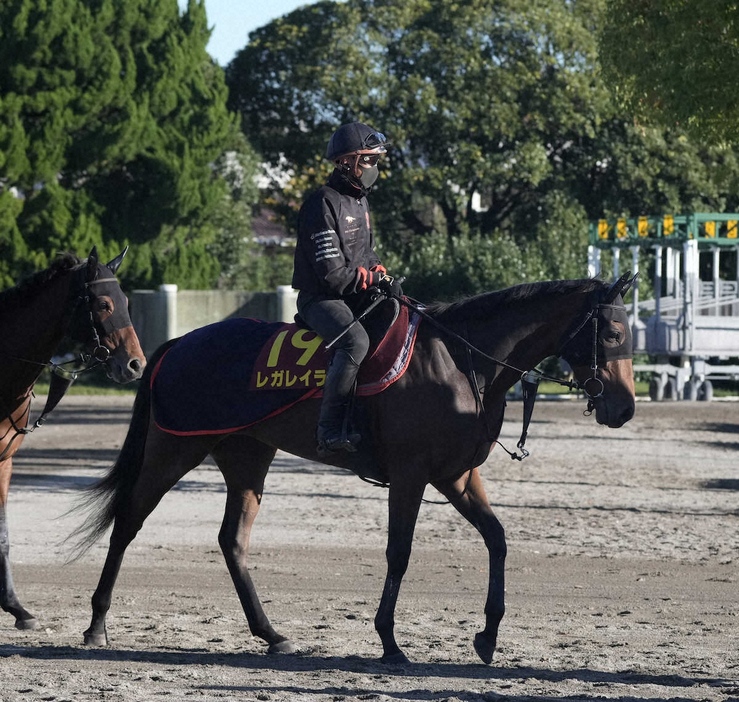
[{"x1": 1, "y1": 395, "x2": 737, "y2": 701}]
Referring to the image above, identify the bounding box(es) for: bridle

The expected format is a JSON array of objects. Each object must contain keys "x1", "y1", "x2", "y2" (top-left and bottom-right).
[
  {"x1": 555, "y1": 296, "x2": 634, "y2": 413},
  {"x1": 384, "y1": 273, "x2": 637, "y2": 463},
  {"x1": 0, "y1": 263, "x2": 122, "y2": 457},
  {"x1": 8, "y1": 265, "x2": 116, "y2": 377},
  {"x1": 72, "y1": 275, "x2": 131, "y2": 367}
]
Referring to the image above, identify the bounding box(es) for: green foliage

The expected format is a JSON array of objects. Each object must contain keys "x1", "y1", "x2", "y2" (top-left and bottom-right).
[
  {"x1": 205, "y1": 131, "x2": 283, "y2": 291},
  {"x1": 0, "y1": 0, "x2": 245, "y2": 290},
  {"x1": 229, "y1": 243, "x2": 295, "y2": 292},
  {"x1": 229, "y1": 0, "x2": 739, "y2": 300},
  {"x1": 600, "y1": 1, "x2": 739, "y2": 143},
  {"x1": 383, "y1": 229, "x2": 529, "y2": 300}
]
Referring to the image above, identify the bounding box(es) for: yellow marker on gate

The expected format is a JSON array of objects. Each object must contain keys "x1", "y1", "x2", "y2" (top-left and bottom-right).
[
  {"x1": 704, "y1": 221, "x2": 716, "y2": 238},
  {"x1": 663, "y1": 214, "x2": 674, "y2": 237},
  {"x1": 616, "y1": 218, "x2": 628, "y2": 239},
  {"x1": 637, "y1": 216, "x2": 649, "y2": 237},
  {"x1": 728, "y1": 220, "x2": 738, "y2": 238}
]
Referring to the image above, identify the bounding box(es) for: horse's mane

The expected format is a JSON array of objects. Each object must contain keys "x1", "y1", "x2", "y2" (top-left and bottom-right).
[
  {"x1": 424, "y1": 278, "x2": 605, "y2": 322},
  {"x1": 0, "y1": 253, "x2": 82, "y2": 313}
]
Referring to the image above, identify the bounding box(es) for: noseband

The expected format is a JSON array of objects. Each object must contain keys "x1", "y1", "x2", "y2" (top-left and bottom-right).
[
  {"x1": 76, "y1": 276, "x2": 130, "y2": 366},
  {"x1": 556, "y1": 296, "x2": 633, "y2": 411}
]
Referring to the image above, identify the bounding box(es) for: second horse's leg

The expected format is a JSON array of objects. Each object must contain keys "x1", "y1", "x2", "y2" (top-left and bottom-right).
[
  {"x1": 213, "y1": 435, "x2": 294, "y2": 654},
  {"x1": 0, "y1": 458, "x2": 38, "y2": 629}
]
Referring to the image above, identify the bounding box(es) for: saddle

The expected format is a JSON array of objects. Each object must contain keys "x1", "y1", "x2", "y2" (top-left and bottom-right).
[
  {"x1": 150, "y1": 297, "x2": 421, "y2": 436},
  {"x1": 293, "y1": 294, "x2": 401, "y2": 349}
]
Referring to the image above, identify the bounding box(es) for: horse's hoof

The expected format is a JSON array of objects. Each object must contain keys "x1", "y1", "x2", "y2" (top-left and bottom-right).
[
  {"x1": 473, "y1": 632, "x2": 495, "y2": 664},
  {"x1": 15, "y1": 617, "x2": 39, "y2": 631},
  {"x1": 83, "y1": 631, "x2": 108, "y2": 647},
  {"x1": 381, "y1": 651, "x2": 411, "y2": 666},
  {"x1": 267, "y1": 639, "x2": 297, "y2": 654}
]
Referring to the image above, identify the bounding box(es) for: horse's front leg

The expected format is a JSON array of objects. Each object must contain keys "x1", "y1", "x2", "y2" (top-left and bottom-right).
[
  {"x1": 0, "y1": 458, "x2": 38, "y2": 630},
  {"x1": 375, "y1": 477, "x2": 426, "y2": 664},
  {"x1": 433, "y1": 467, "x2": 506, "y2": 664}
]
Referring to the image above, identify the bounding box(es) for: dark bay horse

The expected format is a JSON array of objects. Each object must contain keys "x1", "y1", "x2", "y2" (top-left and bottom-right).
[
  {"x1": 75, "y1": 274, "x2": 636, "y2": 664},
  {"x1": 0, "y1": 248, "x2": 145, "y2": 630}
]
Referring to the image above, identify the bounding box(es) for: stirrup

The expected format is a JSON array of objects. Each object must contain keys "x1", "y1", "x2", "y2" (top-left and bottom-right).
[{"x1": 317, "y1": 431, "x2": 361, "y2": 456}]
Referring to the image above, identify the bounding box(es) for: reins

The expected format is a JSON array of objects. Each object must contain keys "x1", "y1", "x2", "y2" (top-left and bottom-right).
[
  {"x1": 390, "y1": 291, "x2": 582, "y2": 393},
  {"x1": 0, "y1": 369, "x2": 77, "y2": 463},
  {"x1": 384, "y1": 280, "x2": 634, "y2": 464}
]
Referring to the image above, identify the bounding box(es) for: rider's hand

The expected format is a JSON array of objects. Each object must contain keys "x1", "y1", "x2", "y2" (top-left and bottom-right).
[{"x1": 378, "y1": 273, "x2": 394, "y2": 294}]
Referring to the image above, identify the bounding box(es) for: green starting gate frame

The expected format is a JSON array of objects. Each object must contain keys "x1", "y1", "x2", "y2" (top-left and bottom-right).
[
  {"x1": 588, "y1": 212, "x2": 739, "y2": 249},
  {"x1": 587, "y1": 213, "x2": 739, "y2": 401}
]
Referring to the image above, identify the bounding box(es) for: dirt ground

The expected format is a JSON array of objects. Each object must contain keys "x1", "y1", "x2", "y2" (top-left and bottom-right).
[{"x1": 0, "y1": 393, "x2": 737, "y2": 702}]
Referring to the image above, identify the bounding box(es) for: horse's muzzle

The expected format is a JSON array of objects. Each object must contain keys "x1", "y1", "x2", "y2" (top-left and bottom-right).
[
  {"x1": 593, "y1": 396, "x2": 635, "y2": 428},
  {"x1": 106, "y1": 348, "x2": 146, "y2": 383}
]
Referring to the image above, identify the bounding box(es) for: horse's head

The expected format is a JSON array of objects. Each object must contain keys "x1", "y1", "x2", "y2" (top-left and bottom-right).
[
  {"x1": 70, "y1": 247, "x2": 146, "y2": 383},
  {"x1": 559, "y1": 273, "x2": 637, "y2": 428}
]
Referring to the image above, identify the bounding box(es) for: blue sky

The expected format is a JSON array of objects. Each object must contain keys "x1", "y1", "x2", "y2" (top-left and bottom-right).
[{"x1": 178, "y1": 0, "x2": 321, "y2": 65}]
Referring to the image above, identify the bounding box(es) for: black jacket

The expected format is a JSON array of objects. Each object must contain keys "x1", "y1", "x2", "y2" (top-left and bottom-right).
[{"x1": 292, "y1": 171, "x2": 383, "y2": 298}]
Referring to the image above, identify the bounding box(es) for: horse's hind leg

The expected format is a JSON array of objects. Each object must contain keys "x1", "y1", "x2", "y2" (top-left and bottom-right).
[
  {"x1": 0, "y1": 458, "x2": 38, "y2": 630},
  {"x1": 433, "y1": 467, "x2": 506, "y2": 665},
  {"x1": 84, "y1": 431, "x2": 211, "y2": 646},
  {"x1": 211, "y1": 435, "x2": 295, "y2": 654}
]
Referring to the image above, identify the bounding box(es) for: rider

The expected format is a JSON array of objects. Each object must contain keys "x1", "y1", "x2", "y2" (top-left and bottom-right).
[{"x1": 292, "y1": 122, "x2": 393, "y2": 455}]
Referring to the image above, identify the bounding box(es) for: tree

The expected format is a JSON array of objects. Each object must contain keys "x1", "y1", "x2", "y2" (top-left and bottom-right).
[
  {"x1": 0, "y1": 0, "x2": 244, "y2": 289},
  {"x1": 599, "y1": 1, "x2": 739, "y2": 143},
  {"x1": 228, "y1": 0, "x2": 739, "y2": 299}
]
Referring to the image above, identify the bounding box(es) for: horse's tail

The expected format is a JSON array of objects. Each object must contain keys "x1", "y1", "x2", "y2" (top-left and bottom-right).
[{"x1": 67, "y1": 338, "x2": 179, "y2": 560}]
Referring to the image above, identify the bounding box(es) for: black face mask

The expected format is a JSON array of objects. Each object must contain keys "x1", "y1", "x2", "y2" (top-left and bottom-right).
[
  {"x1": 88, "y1": 277, "x2": 133, "y2": 336},
  {"x1": 561, "y1": 300, "x2": 633, "y2": 367},
  {"x1": 358, "y1": 163, "x2": 379, "y2": 189},
  {"x1": 595, "y1": 304, "x2": 633, "y2": 362},
  {"x1": 68, "y1": 276, "x2": 132, "y2": 348}
]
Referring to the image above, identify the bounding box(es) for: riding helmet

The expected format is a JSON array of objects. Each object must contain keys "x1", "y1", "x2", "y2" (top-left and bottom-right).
[{"x1": 325, "y1": 122, "x2": 388, "y2": 162}]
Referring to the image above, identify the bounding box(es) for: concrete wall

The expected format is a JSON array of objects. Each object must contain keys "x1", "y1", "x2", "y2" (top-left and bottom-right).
[{"x1": 130, "y1": 285, "x2": 298, "y2": 359}]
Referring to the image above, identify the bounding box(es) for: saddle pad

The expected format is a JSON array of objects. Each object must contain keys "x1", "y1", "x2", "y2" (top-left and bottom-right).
[{"x1": 151, "y1": 304, "x2": 421, "y2": 436}]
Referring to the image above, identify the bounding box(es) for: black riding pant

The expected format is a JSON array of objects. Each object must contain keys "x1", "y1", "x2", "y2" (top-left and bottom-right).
[
  {"x1": 297, "y1": 292, "x2": 370, "y2": 366},
  {"x1": 297, "y1": 292, "x2": 370, "y2": 440}
]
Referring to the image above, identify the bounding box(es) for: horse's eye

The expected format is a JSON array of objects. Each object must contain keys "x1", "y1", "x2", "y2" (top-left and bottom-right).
[{"x1": 603, "y1": 329, "x2": 621, "y2": 345}]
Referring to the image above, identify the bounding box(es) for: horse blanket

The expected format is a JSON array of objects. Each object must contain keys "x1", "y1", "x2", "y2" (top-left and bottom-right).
[{"x1": 151, "y1": 303, "x2": 421, "y2": 435}]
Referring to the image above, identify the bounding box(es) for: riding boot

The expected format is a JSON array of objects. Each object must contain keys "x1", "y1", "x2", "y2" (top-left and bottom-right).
[{"x1": 317, "y1": 349, "x2": 361, "y2": 455}]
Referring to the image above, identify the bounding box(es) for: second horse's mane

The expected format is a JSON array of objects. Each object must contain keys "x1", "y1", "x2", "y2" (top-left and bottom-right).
[{"x1": 0, "y1": 253, "x2": 81, "y2": 314}]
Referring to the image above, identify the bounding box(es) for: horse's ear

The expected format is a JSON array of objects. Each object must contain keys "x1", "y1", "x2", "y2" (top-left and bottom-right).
[
  {"x1": 619, "y1": 271, "x2": 639, "y2": 300},
  {"x1": 106, "y1": 246, "x2": 129, "y2": 275},
  {"x1": 604, "y1": 270, "x2": 632, "y2": 303},
  {"x1": 87, "y1": 247, "x2": 99, "y2": 278}
]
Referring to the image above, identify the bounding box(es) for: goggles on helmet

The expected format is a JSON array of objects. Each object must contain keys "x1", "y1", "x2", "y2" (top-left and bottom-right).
[{"x1": 361, "y1": 131, "x2": 387, "y2": 152}]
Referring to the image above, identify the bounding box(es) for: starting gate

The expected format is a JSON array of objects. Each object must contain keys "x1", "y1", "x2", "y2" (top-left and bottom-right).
[{"x1": 588, "y1": 213, "x2": 739, "y2": 401}]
